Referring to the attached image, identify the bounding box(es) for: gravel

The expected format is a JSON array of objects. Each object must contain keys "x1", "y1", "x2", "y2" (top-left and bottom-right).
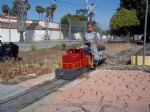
[{"x1": 98, "y1": 45, "x2": 150, "y2": 72}]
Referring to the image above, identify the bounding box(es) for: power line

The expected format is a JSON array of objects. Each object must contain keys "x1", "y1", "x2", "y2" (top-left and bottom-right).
[{"x1": 53, "y1": 0, "x2": 116, "y2": 11}]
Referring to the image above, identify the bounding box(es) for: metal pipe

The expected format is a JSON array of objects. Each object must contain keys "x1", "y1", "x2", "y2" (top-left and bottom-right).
[
  {"x1": 143, "y1": 0, "x2": 149, "y2": 66},
  {"x1": 8, "y1": 10, "x2": 11, "y2": 42},
  {"x1": 59, "y1": 22, "x2": 62, "y2": 40},
  {"x1": 68, "y1": 18, "x2": 71, "y2": 45}
]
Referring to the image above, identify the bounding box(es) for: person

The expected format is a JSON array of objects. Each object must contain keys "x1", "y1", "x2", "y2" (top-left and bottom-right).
[
  {"x1": 0, "y1": 40, "x2": 3, "y2": 47},
  {"x1": 81, "y1": 22, "x2": 100, "y2": 64}
]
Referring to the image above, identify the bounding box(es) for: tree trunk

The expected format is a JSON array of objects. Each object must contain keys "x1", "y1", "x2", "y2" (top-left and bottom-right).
[
  {"x1": 19, "y1": 32, "x2": 24, "y2": 43},
  {"x1": 41, "y1": 13, "x2": 43, "y2": 20},
  {"x1": 39, "y1": 13, "x2": 40, "y2": 20}
]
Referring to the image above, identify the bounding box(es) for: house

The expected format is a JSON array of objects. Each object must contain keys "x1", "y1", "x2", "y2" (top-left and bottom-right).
[{"x1": 0, "y1": 14, "x2": 63, "y2": 42}]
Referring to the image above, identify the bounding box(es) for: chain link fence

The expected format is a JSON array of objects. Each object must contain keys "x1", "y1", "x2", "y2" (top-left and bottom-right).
[{"x1": 60, "y1": 18, "x2": 103, "y2": 45}]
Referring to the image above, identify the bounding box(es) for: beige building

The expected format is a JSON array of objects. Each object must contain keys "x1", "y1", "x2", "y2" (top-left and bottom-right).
[{"x1": 0, "y1": 15, "x2": 63, "y2": 42}]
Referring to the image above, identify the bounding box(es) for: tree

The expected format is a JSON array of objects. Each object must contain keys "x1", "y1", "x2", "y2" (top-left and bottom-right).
[
  {"x1": 46, "y1": 4, "x2": 57, "y2": 21},
  {"x1": 110, "y1": 8, "x2": 140, "y2": 30},
  {"x1": 36, "y1": 6, "x2": 41, "y2": 20},
  {"x1": 61, "y1": 14, "x2": 87, "y2": 25},
  {"x1": 118, "y1": 0, "x2": 150, "y2": 34},
  {"x1": 76, "y1": 9, "x2": 87, "y2": 16},
  {"x1": 11, "y1": 0, "x2": 30, "y2": 16},
  {"x1": 2, "y1": 0, "x2": 30, "y2": 17},
  {"x1": 2, "y1": 5, "x2": 10, "y2": 15},
  {"x1": 40, "y1": 6, "x2": 45, "y2": 20},
  {"x1": 60, "y1": 14, "x2": 88, "y2": 39}
]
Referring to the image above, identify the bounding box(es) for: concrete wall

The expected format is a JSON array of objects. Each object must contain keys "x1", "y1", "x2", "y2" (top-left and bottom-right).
[
  {"x1": 0, "y1": 18, "x2": 102, "y2": 42},
  {"x1": 0, "y1": 19, "x2": 64, "y2": 42},
  {"x1": 1, "y1": 28, "x2": 64, "y2": 42}
]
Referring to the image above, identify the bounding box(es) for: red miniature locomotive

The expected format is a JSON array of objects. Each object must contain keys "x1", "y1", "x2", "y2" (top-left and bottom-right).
[{"x1": 55, "y1": 46, "x2": 105, "y2": 80}]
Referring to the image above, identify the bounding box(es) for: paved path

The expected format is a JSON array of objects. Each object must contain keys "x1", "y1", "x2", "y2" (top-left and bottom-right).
[
  {"x1": 33, "y1": 70, "x2": 150, "y2": 112},
  {"x1": 0, "y1": 73, "x2": 55, "y2": 101}
]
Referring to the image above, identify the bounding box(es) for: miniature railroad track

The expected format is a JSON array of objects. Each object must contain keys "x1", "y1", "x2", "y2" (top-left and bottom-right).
[
  {"x1": 0, "y1": 79, "x2": 71, "y2": 112},
  {"x1": 136, "y1": 44, "x2": 150, "y2": 55},
  {"x1": 1, "y1": 44, "x2": 149, "y2": 112}
]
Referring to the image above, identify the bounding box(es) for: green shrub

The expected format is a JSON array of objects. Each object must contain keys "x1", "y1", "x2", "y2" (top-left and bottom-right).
[
  {"x1": 61, "y1": 43, "x2": 66, "y2": 51},
  {"x1": 30, "y1": 44, "x2": 37, "y2": 52}
]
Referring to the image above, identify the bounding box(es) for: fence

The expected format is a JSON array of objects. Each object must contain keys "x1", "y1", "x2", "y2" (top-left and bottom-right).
[{"x1": 60, "y1": 18, "x2": 103, "y2": 45}]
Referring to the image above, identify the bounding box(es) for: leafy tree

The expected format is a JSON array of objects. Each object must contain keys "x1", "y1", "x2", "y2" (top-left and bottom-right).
[
  {"x1": 110, "y1": 8, "x2": 140, "y2": 31},
  {"x1": 60, "y1": 14, "x2": 88, "y2": 39},
  {"x1": 76, "y1": 9, "x2": 87, "y2": 16},
  {"x1": 118, "y1": 0, "x2": 150, "y2": 34},
  {"x1": 2, "y1": 5, "x2": 10, "y2": 15},
  {"x1": 61, "y1": 14, "x2": 87, "y2": 25}
]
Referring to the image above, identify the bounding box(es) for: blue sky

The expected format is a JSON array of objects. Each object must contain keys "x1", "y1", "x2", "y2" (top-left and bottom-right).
[{"x1": 0, "y1": 0, "x2": 120, "y2": 30}]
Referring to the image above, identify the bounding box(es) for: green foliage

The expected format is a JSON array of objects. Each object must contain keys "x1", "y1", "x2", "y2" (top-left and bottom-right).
[
  {"x1": 30, "y1": 44, "x2": 37, "y2": 52},
  {"x1": 110, "y1": 8, "x2": 140, "y2": 30},
  {"x1": 46, "y1": 4, "x2": 57, "y2": 21},
  {"x1": 119, "y1": 0, "x2": 147, "y2": 19},
  {"x1": 61, "y1": 14, "x2": 87, "y2": 25},
  {"x1": 2, "y1": 5, "x2": 10, "y2": 15},
  {"x1": 36, "y1": 6, "x2": 45, "y2": 20},
  {"x1": 76, "y1": 9, "x2": 87, "y2": 16},
  {"x1": 60, "y1": 14, "x2": 87, "y2": 39},
  {"x1": 113, "y1": 0, "x2": 150, "y2": 34},
  {"x1": 61, "y1": 43, "x2": 66, "y2": 51},
  {"x1": 2, "y1": 0, "x2": 30, "y2": 16}
]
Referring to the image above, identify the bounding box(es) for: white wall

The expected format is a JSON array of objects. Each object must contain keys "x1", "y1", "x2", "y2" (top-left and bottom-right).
[
  {"x1": 1, "y1": 29, "x2": 19, "y2": 42},
  {"x1": 1, "y1": 19, "x2": 64, "y2": 42},
  {"x1": 1, "y1": 28, "x2": 64, "y2": 42},
  {"x1": 2, "y1": 19, "x2": 99, "y2": 42}
]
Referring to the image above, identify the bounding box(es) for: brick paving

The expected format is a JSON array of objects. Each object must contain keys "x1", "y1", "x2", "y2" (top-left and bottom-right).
[
  {"x1": 19, "y1": 73, "x2": 55, "y2": 89},
  {"x1": 34, "y1": 70, "x2": 150, "y2": 112}
]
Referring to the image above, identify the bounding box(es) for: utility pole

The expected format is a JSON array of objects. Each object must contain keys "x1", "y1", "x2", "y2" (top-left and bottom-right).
[
  {"x1": 85, "y1": 0, "x2": 96, "y2": 22},
  {"x1": 143, "y1": 0, "x2": 149, "y2": 66},
  {"x1": 8, "y1": 10, "x2": 11, "y2": 42}
]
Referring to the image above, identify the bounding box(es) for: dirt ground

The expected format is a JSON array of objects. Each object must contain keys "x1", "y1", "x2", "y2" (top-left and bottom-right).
[
  {"x1": 98, "y1": 44, "x2": 150, "y2": 71},
  {"x1": 0, "y1": 42, "x2": 136, "y2": 84}
]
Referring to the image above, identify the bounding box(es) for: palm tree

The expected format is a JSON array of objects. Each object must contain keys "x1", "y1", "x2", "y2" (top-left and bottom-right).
[
  {"x1": 46, "y1": 4, "x2": 57, "y2": 21},
  {"x1": 36, "y1": 6, "x2": 41, "y2": 20},
  {"x1": 12, "y1": 0, "x2": 31, "y2": 43},
  {"x1": 11, "y1": 0, "x2": 30, "y2": 16},
  {"x1": 40, "y1": 6, "x2": 45, "y2": 20},
  {"x1": 50, "y1": 4, "x2": 57, "y2": 21},
  {"x1": 2, "y1": 5, "x2": 10, "y2": 15}
]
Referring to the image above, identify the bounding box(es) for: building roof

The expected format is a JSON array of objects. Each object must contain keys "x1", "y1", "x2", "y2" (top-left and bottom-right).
[
  {"x1": 0, "y1": 14, "x2": 17, "y2": 20},
  {"x1": 0, "y1": 22, "x2": 60, "y2": 31}
]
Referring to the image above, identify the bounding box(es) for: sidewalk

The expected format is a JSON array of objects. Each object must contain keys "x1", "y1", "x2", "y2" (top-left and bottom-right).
[
  {"x1": 0, "y1": 73, "x2": 55, "y2": 101},
  {"x1": 33, "y1": 70, "x2": 150, "y2": 112}
]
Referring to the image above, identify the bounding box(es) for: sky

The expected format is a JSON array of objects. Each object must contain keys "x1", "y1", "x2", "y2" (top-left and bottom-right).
[{"x1": 0, "y1": 0, "x2": 120, "y2": 30}]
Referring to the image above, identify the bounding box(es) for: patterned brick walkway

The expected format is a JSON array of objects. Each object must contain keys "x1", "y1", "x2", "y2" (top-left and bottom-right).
[{"x1": 34, "y1": 70, "x2": 150, "y2": 112}]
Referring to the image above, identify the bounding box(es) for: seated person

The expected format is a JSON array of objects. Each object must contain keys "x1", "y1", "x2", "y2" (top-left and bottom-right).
[
  {"x1": 81, "y1": 22, "x2": 100, "y2": 64},
  {"x1": 0, "y1": 40, "x2": 2, "y2": 47},
  {"x1": 0, "y1": 40, "x2": 4, "y2": 56}
]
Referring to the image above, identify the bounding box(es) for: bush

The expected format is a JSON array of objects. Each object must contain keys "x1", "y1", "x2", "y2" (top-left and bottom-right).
[
  {"x1": 61, "y1": 43, "x2": 66, "y2": 51},
  {"x1": 30, "y1": 44, "x2": 37, "y2": 52}
]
